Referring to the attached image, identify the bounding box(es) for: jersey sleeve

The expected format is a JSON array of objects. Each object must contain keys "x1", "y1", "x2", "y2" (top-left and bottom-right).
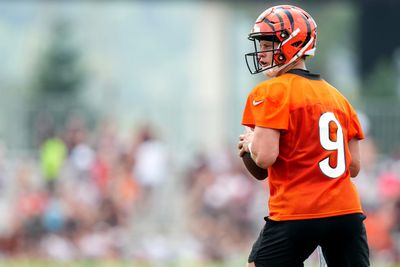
[
  {"x1": 348, "y1": 106, "x2": 365, "y2": 140},
  {"x1": 241, "y1": 82, "x2": 290, "y2": 130}
]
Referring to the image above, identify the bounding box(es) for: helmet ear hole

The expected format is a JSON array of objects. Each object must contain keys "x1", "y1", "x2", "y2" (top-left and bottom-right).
[
  {"x1": 277, "y1": 54, "x2": 286, "y2": 63},
  {"x1": 280, "y1": 30, "x2": 289, "y2": 40}
]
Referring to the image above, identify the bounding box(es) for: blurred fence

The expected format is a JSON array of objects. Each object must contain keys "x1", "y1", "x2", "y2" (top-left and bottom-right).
[
  {"x1": 359, "y1": 98, "x2": 400, "y2": 156},
  {"x1": 1, "y1": 97, "x2": 400, "y2": 156}
]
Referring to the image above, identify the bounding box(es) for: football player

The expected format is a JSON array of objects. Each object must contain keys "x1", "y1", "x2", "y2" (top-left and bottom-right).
[{"x1": 237, "y1": 5, "x2": 370, "y2": 267}]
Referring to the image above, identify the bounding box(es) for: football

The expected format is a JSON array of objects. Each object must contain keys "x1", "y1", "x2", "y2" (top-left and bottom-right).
[{"x1": 242, "y1": 152, "x2": 268, "y2": 180}]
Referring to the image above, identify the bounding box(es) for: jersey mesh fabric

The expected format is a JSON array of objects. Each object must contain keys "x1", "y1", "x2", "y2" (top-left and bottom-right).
[{"x1": 242, "y1": 71, "x2": 365, "y2": 221}]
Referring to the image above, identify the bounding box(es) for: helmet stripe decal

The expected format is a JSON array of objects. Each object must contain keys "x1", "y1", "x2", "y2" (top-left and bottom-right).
[
  {"x1": 297, "y1": 11, "x2": 311, "y2": 47},
  {"x1": 281, "y1": 8, "x2": 295, "y2": 31},
  {"x1": 272, "y1": 12, "x2": 284, "y2": 32},
  {"x1": 262, "y1": 18, "x2": 276, "y2": 31}
]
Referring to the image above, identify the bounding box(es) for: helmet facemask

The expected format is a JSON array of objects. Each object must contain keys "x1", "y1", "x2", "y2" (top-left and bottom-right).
[{"x1": 245, "y1": 31, "x2": 287, "y2": 75}]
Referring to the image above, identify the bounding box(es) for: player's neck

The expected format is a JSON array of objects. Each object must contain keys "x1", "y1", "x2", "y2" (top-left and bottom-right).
[
  {"x1": 274, "y1": 60, "x2": 307, "y2": 78},
  {"x1": 290, "y1": 60, "x2": 307, "y2": 71}
]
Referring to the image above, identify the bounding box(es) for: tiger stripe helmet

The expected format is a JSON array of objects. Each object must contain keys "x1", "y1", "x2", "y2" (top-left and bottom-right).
[{"x1": 245, "y1": 5, "x2": 317, "y2": 76}]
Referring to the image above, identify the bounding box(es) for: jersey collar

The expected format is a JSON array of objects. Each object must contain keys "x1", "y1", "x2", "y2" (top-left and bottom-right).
[{"x1": 286, "y1": 69, "x2": 321, "y2": 80}]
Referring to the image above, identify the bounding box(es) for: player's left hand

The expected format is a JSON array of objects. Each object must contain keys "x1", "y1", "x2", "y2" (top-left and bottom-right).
[{"x1": 238, "y1": 127, "x2": 254, "y2": 157}]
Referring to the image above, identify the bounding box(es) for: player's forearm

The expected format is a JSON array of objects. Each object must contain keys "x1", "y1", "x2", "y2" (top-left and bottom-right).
[
  {"x1": 251, "y1": 143, "x2": 278, "y2": 169},
  {"x1": 349, "y1": 159, "x2": 360, "y2": 177},
  {"x1": 250, "y1": 127, "x2": 280, "y2": 169},
  {"x1": 348, "y1": 139, "x2": 361, "y2": 177}
]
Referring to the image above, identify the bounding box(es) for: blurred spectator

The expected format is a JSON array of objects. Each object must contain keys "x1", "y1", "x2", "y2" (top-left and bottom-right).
[
  {"x1": 185, "y1": 148, "x2": 258, "y2": 261},
  {"x1": 364, "y1": 203, "x2": 395, "y2": 262},
  {"x1": 65, "y1": 116, "x2": 95, "y2": 180},
  {"x1": 1, "y1": 116, "x2": 400, "y2": 265},
  {"x1": 378, "y1": 171, "x2": 400, "y2": 202},
  {"x1": 133, "y1": 125, "x2": 168, "y2": 192},
  {"x1": 40, "y1": 233, "x2": 77, "y2": 262},
  {"x1": 108, "y1": 152, "x2": 141, "y2": 215},
  {"x1": 132, "y1": 125, "x2": 168, "y2": 227},
  {"x1": 39, "y1": 135, "x2": 67, "y2": 192},
  {"x1": 353, "y1": 111, "x2": 380, "y2": 208},
  {"x1": 393, "y1": 198, "x2": 400, "y2": 262}
]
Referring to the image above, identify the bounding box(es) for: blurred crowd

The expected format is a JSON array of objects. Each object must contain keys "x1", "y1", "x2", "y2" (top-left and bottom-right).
[{"x1": 0, "y1": 114, "x2": 399, "y2": 265}]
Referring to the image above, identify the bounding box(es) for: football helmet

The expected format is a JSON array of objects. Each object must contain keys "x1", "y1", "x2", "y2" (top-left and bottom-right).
[{"x1": 245, "y1": 5, "x2": 317, "y2": 76}]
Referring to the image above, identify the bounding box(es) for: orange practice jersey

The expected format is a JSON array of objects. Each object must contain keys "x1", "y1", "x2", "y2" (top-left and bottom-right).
[{"x1": 242, "y1": 69, "x2": 365, "y2": 221}]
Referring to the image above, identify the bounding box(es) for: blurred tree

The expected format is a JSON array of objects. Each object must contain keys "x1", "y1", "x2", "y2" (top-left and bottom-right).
[
  {"x1": 35, "y1": 20, "x2": 84, "y2": 95},
  {"x1": 30, "y1": 19, "x2": 88, "y2": 147},
  {"x1": 363, "y1": 58, "x2": 397, "y2": 98},
  {"x1": 359, "y1": 0, "x2": 400, "y2": 81}
]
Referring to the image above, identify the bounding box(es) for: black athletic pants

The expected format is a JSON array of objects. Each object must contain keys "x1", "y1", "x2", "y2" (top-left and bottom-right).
[{"x1": 248, "y1": 213, "x2": 370, "y2": 267}]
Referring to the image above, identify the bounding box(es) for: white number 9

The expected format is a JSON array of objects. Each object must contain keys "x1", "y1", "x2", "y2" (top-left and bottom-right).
[{"x1": 318, "y1": 112, "x2": 345, "y2": 178}]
